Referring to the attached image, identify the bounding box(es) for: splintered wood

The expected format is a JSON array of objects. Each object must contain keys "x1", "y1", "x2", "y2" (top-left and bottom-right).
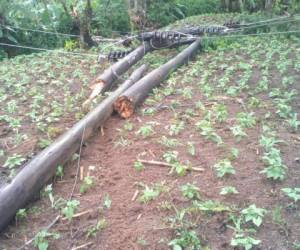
[{"x1": 113, "y1": 96, "x2": 135, "y2": 119}]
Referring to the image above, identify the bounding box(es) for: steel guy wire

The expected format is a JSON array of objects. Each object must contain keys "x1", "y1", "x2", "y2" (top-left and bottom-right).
[
  {"x1": 0, "y1": 42, "x2": 98, "y2": 57},
  {"x1": 228, "y1": 17, "x2": 300, "y2": 33},
  {"x1": 206, "y1": 29, "x2": 300, "y2": 40}
]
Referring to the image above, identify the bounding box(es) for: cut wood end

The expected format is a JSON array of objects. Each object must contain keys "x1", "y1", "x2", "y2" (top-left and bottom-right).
[{"x1": 113, "y1": 96, "x2": 134, "y2": 119}]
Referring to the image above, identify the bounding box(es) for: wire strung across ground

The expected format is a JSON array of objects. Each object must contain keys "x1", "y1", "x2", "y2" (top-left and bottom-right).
[
  {"x1": 0, "y1": 42, "x2": 99, "y2": 57},
  {"x1": 228, "y1": 17, "x2": 300, "y2": 33}
]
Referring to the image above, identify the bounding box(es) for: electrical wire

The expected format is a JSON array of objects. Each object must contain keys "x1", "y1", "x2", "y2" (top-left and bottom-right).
[
  {"x1": 229, "y1": 17, "x2": 300, "y2": 33},
  {"x1": 0, "y1": 42, "x2": 98, "y2": 57},
  {"x1": 207, "y1": 29, "x2": 300, "y2": 40}
]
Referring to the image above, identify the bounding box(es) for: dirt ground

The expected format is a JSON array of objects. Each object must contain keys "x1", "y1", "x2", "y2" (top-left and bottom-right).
[{"x1": 0, "y1": 36, "x2": 300, "y2": 250}]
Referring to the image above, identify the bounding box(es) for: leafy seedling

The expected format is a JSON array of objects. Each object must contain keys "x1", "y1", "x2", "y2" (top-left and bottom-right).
[
  {"x1": 133, "y1": 160, "x2": 144, "y2": 171},
  {"x1": 34, "y1": 230, "x2": 60, "y2": 250},
  {"x1": 80, "y1": 176, "x2": 95, "y2": 194},
  {"x1": 220, "y1": 186, "x2": 239, "y2": 195},
  {"x1": 181, "y1": 183, "x2": 201, "y2": 200},
  {"x1": 213, "y1": 159, "x2": 236, "y2": 177},
  {"x1": 241, "y1": 204, "x2": 267, "y2": 227},
  {"x1": 281, "y1": 188, "x2": 300, "y2": 202},
  {"x1": 61, "y1": 200, "x2": 80, "y2": 221},
  {"x1": 231, "y1": 234, "x2": 261, "y2": 250}
]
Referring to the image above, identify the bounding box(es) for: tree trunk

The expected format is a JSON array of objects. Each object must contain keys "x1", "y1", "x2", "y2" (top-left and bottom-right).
[
  {"x1": 0, "y1": 64, "x2": 149, "y2": 232},
  {"x1": 114, "y1": 39, "x2": 201, "y2": 118}
]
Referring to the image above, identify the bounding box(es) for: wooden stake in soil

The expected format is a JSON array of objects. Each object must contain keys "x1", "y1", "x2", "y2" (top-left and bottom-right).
[
  {"x1": 0, "y1": 64, "x2": 148, "y2": 232},
  {"x1": 114, "y1": 39, "x2": 201, "y2": 118}
]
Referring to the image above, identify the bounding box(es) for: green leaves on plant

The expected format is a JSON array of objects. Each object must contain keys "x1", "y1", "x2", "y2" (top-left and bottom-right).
[
  {"x1": 220, "y1": 186, "x2": 239, "y2": 195},
  {"x1": 281, "y1": 188, "x2": 300, "y2": 202},
  {"x1": 181, "y1": 183, "x2": 200, "y2": 200},
  {"x1": 236, "y1": 112, "x2": 256, "y2": 128},
  {"x1": 80, "y1": 176, "x2": 95, "y2": 194},
  {"x1": 34, "y1": 230, "x2": 60, "y2": 250},
  {"x1": 139, "y1": 185, "x2": 161, "y2": 203},
  {"x1": 196, "y1": 120, "x2": 223, "y2": 145},
  {"x1": 169, "y1": 230, "x2": 201, "y2": 250},
  {"x1": 133, "y1": 160, "x2": 144, "y2": 171},
  {"x1": 241, "y1": 204, "x2": 267, "y2": 227},
  {"x1": 61, "y1": 200, "x2": 80, "y2": 221},
  {"x1": 231, "y1": 234, "x2": 261, "y2": 250},
  {"x1": 4, "y1": 154, "x2": 26, "y2": 169},
  {"x1": 213, "y1": 159, "x2": 236, "y2": 177}
]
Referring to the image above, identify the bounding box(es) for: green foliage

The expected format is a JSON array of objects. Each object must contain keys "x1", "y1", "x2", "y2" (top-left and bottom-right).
[
  {"x1": 169, "y1": 230, "x2": 201, "y2": 250},
  {"x1": 136, "y1": 125, "x2": 155, "y2": 138},
  {"x1": 87, "y1": 218, "x2": 107, "y2": 238},
  {"x1": 281, "y1": 188, "x2": 300, "y2": 202},
  {"x1": 61, "y1": 200, "x2": 80, "y2": 221},
  {"x1": 133, "y1": 160, "x2": 144, "y2": 171},
  {"x1": 4, "y1": 154, "x2": 26, "y2": 169},
  {"x1": 220, "y1": 186, "x2": 239, "y2": 195},
  {"x1": 33, "y1": 230, "x2": 60, "y2": 250},
  {"x1": 213, "y1": 159, "x2": 236, "y2": 177},
  {"x1": 241, "y1": 204, "x2": 267, "y2": 227},
  {"x1": 181, "y1": 183, "x2": 200, "y2": 200},
  {"x1": 196, "y1": 120, "x2": 223, "y2": 145},
  {"x1": 103, "y1": 194, "x2": 112, "y2": 209},
  {"x1": 231, "y1": 234, "x2": 261, "y2": 250},
  {"x1": 139, "y1": 184, "x2": 161, "y2": 203},
  {"x1": 80, "y1": 176, "x2": 95, "y2": 194},
  {"x1": 192, "y1": 200, "x2": 231, "y2": 213},
  {"x1": 16, "y1": 208, "x2": 27, "y2": 220}
]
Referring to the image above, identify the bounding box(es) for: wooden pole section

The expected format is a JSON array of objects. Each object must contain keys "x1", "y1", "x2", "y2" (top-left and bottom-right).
[
  {"x1": 0, "y1": 64, "x2": 149, "y2": 232},
  {"x1": 114, "y1": 39, "x2": 201, "y2": 118},
  {"x1": 84, "y1": 42, "x2": 152, "y2": 106}
]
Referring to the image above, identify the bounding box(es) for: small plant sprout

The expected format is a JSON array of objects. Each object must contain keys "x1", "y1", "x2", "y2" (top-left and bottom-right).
[
  {"x1": 187, "y1": 142, "x2": 196, "y2": 156},
  {"x1": 123, "y1": 121, "x2": 134, "y2": 131},
  {"x1": 133, "y1": 160, "x2": 144, "y2": 171},
  {"x1": 80, "y1": 176, "x2": 95, "y2": 194},
  {"x1": 181, "y1": 183, "x2": 201, "y2": 200},
  {"x1": 163, "y1": 151, "x2": 179, "y2": 164},
  {"x1": 34, "y1": 230, "x2": 60, "y2": 250},
  {"x1": 87, "y1": 218, "x2": 107, "y2": 238},
  {"x1": 61, "y1": 199, "x2": 80, "y2": 221},
  {"x1": 4, "y1": 154, "x2": 26, "y2": 169},
  {"x1": 213, "y1": 103, "x2": 228, "y2": 123},
  {"x1": 236, "y1": 112, "x2": 256, "y2": 128},
  {"x1": 287, "y1": 113, "x2": 299, "y2": 132},
  {"x1": 158, "y1": 136, "x2": 180, "y2": 148},
  {"x1": 231, "y1": 234, "x2": 261, "y2": 250},
  {"x1": 168, "y1": 121, "x2": 185, "y2": 136},
  {"x1": 169, "y1": 230, "x2": 201, "y2": 250},
  {"x1": 139, "y1": 185, "x2": 161, "y2": 203},
  {"x1": 230, "y1": 125, "x2": 247, "y2": 141},
  {"x1": 55, "y1": 165, "x2": 64, "y2": 179},
  {"x1": 230, "y1": 147, "x2": 239, "y2": 160},
  {"x1": 136, "y1": 124, "x2": 155, "y2": 138},
  {"x1": 196, "y1": 120, "x2": 223, "y2": 145},
  {"x1": 220, "y1": 186, "x2": 239, "y2": 195},
  {"x1": 281, "y1": 188, "x2": 300, "y2": 202},
  {"x1": 241, "y1": 204, "x2": 267, "y2": 227},
  {"x1": 16, "y1": 208, "x2": 27, "y2": 220},
  {"x1": 213, "y1": 159, "x2": 236, "y2": 177},
  {"x1": 103, "y1": 194, "x2": 112, "y2": 209}
]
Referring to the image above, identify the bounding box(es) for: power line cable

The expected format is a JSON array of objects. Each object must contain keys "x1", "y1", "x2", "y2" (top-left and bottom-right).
[
  {"x1": 208, "y1": 29, "x2": 300, "y2": 40},
  {"x1": 229, "y1": 17, "x2": 300, "y2": 33},
  {"x1": 0, "y1": 42, "x2": 98, "y2": 57}
]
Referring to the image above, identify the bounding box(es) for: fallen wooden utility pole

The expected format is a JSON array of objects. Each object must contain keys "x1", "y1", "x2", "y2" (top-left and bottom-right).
[
  {"x1": 114, "y1": 39, "x2": 201, "y2": 118},
  {"x1": 84, "y1": 42, "x2": 152, "y2": 107},
  {"x1": 0, "y1": 64, "x2": 148, "y2": 232}
]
